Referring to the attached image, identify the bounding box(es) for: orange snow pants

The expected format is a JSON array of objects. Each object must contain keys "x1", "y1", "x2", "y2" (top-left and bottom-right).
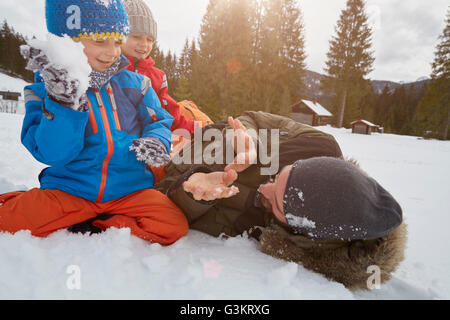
[{"x1": 0, "y1": 188, "x2": 188, "y2": 245}]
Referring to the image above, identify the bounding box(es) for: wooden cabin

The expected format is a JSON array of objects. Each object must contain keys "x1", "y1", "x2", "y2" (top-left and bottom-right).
[
  {"x1": 351, "y1": 120, "x2": 384, "y2": 135},
  {"x1": 291, "y1": 99, "x2": 332, "y2": 126},
  {"x1": 0, "y1": 91, "x2": 21, "y2": 101},
  {"x1": 0, "y1": 91, "x2": 21, "y2": 114}
]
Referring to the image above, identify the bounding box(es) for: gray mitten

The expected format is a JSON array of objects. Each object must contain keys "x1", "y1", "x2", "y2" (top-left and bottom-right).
[
  {"x1": 130, "y1": 137, "x2": 171, "y2": 168},
  {"x1": 20, "y1": 45, "x2": 87, "y2": 111}
]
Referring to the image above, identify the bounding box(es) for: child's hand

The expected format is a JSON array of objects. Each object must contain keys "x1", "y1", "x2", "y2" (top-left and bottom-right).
[
  {"x1": 183, "y1": 170, "x2": 239, "y2": 201},
  {"x1": 20, "y1": 45, "x2": 86, "y2": 111},
  {"x1": 130, "y1": 137, "x2": 171, "y2": 168}
]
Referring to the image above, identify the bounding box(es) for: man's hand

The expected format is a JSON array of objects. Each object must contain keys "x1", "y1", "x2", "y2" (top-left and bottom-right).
[
  {"x1": 224, "y1": 116, "x2": 257, "y2": 173},
  {"x1": 183, "y1": 170, "x2": 239, "y2": 201}
]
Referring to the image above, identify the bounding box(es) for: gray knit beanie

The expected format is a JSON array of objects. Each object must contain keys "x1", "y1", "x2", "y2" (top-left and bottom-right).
[
  {"x1": 283, "y1": 157, "x2": 403, "y2": 241},
  {"x1": 123, "y1": 0, "x2": 157, "y2": 40}
]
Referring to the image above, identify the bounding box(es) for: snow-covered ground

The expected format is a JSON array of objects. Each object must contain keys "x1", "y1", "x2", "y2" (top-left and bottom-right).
[
  {"x1": 0, "y1": 72, "x2": 29, "y2": 114},
  {"x1": 0, "y1": 112, "x2": 449, "y2": 300},
  {"x1": 0, "y1": 71, "x2": 29, "y2": 92}
]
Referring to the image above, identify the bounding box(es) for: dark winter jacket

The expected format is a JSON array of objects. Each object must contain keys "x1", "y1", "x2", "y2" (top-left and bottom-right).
[
  {"x1": 157, "y1": 111, "x2": 343, "y2": 237},
  {"x1": 157, "y1": 111, "x2": 407, "y2": 290},
  {"x1": 23, "y1": 55, "x2": 174, "y2": 203}
]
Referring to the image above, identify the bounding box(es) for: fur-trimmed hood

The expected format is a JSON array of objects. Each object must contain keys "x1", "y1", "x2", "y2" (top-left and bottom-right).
[{"x1": 259, "y1": 222, "x2": 408, "y2": 291}]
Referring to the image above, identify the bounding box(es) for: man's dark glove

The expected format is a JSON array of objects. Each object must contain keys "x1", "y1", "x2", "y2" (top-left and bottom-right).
[
  {"x1": 20, "y1": 45, "x2": 87, "y2": 111},
  {"x1": 130, "y1": 137, "x2": 171, "y2": 168}
]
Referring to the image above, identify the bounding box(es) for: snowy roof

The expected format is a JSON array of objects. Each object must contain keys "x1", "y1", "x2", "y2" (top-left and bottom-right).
[
  {"x1": 298, "y1": 99, "x2": 333, "y2": 117},
  {"x1": 351, "y1": 119, "x2": 378, "y2": 127}
]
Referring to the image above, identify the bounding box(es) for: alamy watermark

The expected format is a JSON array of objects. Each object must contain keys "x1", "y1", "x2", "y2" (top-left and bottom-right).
[
  {"x1": 172, "y1": 123, "x2": 280, "y2": 176},
  {"x1": 66, "y1": 264, "x2": 81, "y2": 290},
  {"x1": 366, "y1": 265, "x2": 381, "y2": 290}
]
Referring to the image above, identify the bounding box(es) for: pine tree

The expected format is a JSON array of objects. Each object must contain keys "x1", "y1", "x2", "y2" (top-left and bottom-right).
[
  {"x1": 417, "y1": 7, "x2": 450, "y2": 140},
  {"x1": 174, "y1": 38, "x2": 199, "y2": 101},
  {"x1": 0, "y1": 20, "x2": 15, "y2": 74},
  {"x1": 279, "y1": 86, "x2": 291, "y2": 116},
  {"x1": 322, "y1": 0, "x2": 375, "y2": 127},
  {"x1": 164, "y1": 51, "x2": 179, "y2": 97},
  {"x1": 257, "y1": 0, "x2": 306, "y2": 114},
  {"x1": 0, "y1": 19, "x2": 34, "y2": 83},
  {"x1": 173, "y1": 39, "x2": 190, "y2": 101},
  {"x1": 177, "y1": 39, "x2": 190, "y2": 78},
  {"x1": 279, "y1": 0, "x2": 307, "y2": 99},
  {"x1": 432, "y1": 8, "x2": 450, "y2": 81},
  {"x1": 374, "y1": 85, "x2": 392, "y2": 130},
  {"x1": 390, "y1": 85, "x2": 408, "y2": 133},
  {"x1": 358, "y1": 84, "x2": 377, "y2": 122},
  {"x1": 0, "y1": 20, "x2": 7, "y2": 69},
  {"x1": 151, "y1": 42, "x2": 165, "y2": 69},
  {"x1": 192, "y1": 0, "x2": 257, "y2": 120},
  {"x1": 361, "y1": 82, "x2": 427, "y2": 136}
]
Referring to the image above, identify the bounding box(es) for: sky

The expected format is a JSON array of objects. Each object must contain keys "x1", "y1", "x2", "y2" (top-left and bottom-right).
[{"x1": 0, "y1": 0, "x2": 448, "y2": 83}]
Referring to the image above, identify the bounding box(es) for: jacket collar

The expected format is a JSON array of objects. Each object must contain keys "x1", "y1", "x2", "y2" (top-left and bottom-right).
[
  {"x1": 117, "y1": 54, "x2": 132, "y2": 72},
  {"x1": 89, "y1": 55, "x2": 130, "y2": 90},
  {"x1": 127, "y1": 55, "x2": 155, "y2": 71}
]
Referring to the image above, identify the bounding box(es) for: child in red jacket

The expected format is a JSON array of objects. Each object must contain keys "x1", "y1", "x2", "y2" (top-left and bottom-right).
[{"x1": 121, "y1": 0, "x2": 196, "y2": 136}]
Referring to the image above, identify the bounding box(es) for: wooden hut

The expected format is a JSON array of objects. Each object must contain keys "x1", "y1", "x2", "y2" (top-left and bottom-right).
[
  {"x1": 351, "y1": 120, "x2": 384, "y2": 135},
  {"x1": 0, "y1": 91, "x2": 21, "y2": 114},
  {"x1": 0, "y1": 91, "x2": 21, "y2": 101},
  {"x1": 291, "y1": 99, "x2": 332, "y2": 126}
]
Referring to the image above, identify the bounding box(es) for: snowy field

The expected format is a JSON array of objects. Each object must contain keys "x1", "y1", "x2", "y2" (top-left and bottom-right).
[
  {"x1": 0, "y1": 72, "x2": 28, "y2": 114},
  {"x1": 0, "y1": 72, "x2": 29, "y2": 92},
  {"x1": 0, "y1": 112, "x2": 449, "y2": 300}
]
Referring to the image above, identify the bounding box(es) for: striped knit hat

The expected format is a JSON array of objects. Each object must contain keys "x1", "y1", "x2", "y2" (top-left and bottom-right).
[
  {"x1": 123, "y1": 0, "x2": 157, "y2": 40},
  {"x1": 46, "y1": 0, "x2": 130, "y2": 41}
]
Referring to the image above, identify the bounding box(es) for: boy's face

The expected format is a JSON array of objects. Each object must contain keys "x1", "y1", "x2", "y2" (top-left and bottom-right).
[
  {"x1": 122, "y1": 33, "x2": 155, "y2": 60},
  {"x1": 80, "y1": 38, "x2": 122, "y2": 72}
]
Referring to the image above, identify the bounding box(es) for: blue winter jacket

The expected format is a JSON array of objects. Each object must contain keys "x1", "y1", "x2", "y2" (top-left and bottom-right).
[{"x1": 21, "y1": 55, "x2": 174, "y2": 203}]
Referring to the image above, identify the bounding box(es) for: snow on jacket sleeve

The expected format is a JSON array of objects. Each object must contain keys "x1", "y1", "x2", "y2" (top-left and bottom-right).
[
  {"x1": 21, "y1": 84, "x2": 89, "y2": 167},
  {"x1": 158, "y1": 72, "x2": 195, "y2": 135},
  {"x1": 137, "y1": 77, "x2": 174, "y2": 153}
]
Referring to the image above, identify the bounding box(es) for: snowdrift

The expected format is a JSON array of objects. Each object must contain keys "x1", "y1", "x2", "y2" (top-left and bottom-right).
[{"x1": 0, "y1": 112, "x2": 449, "y2": 299}]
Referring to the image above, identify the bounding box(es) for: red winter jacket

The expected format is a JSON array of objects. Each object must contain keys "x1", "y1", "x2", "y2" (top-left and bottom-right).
[{"x1": 126, "y1": 56, "x2": 195, "y2": 134}]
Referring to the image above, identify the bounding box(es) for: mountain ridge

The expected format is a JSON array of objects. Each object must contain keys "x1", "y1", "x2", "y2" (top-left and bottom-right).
[{"x1": 302, "y1": 69, "x2": 430, "y2": 107}]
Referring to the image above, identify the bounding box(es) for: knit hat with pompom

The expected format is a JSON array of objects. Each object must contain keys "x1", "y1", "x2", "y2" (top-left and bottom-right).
[{"x1": 46, "y1": 0, "x2": 130, "y2": 41}]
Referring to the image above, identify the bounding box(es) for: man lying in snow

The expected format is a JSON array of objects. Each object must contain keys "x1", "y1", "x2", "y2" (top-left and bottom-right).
[{"x1": 156, "y1": 111, "x2": 407, "y2": 290}]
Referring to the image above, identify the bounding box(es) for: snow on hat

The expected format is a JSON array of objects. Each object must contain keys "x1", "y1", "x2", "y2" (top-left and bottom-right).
[
  {"x1": 46, "y1": 0, "x2": 130, "y2": 41},
  {"x1": 122, "y1": 0, "x2": 157, "y2": 40},
  {"x1": 283, "y1": 157, "x2": 403, "y2": 241}
]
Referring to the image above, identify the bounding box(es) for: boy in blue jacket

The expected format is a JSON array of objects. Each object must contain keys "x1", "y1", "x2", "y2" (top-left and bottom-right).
[{"x1": 0, "y1": 0, "x2": 188, "y2": 245}]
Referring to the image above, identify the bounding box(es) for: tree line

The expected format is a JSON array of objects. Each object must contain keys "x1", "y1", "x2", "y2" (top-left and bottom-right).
[
  {"x1": 0, "y1": 20, "x2": 34, "y2": 83},
  {"x1": 151, "y1": 0, "x2": 448, "y2": 140},
  {"x1": 0, "y1": 1, "x2": 448, "y2": 139},
  {"x1": 152, "y1": 0, "x2": 306, "y2": 122}
]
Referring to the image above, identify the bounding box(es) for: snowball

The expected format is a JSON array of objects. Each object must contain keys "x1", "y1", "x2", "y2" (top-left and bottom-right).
[
  {"x1": 286, "y1": 214, "x2": 316, "y2": 229},
  {"x1": 27, "y1": 34, "x2": 92, "y2": 104}
]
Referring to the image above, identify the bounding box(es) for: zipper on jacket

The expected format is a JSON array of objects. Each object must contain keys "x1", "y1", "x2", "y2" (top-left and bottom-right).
[
  {"x1": 86, "y1": 95, "x2": 98, "y2": 135},
  {"x1": 133, "y1": 58, "x2": 140, "y2": 72},
  {"x1": 105, "y1": 84, "x2": 122, "y2": 131},
  {"x1": 93, "y1": 88, "x2": 114, "y2": 203}
]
